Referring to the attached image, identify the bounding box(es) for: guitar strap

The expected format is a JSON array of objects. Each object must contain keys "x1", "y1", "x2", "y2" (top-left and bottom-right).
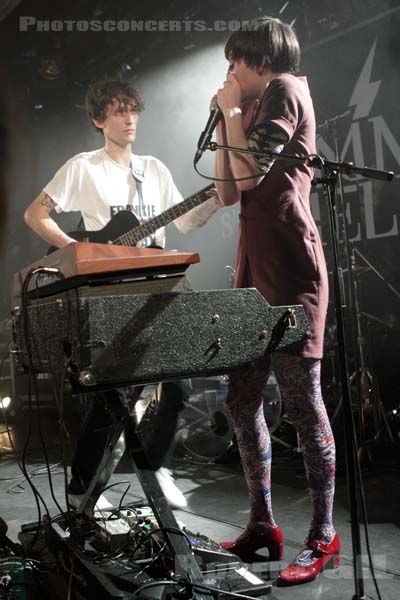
[
  {"x1": 131, "y1": 155, "x2": 161, "y2": 248},
  {"x1": 130, "y1": 156, "x2": 144, "y2": 220}
]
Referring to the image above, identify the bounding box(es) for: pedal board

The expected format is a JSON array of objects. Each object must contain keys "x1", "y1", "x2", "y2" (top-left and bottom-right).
[
  {"x1": 181, "y1": 527, "x2": 272, "y2": 597},
  {"x1": 19, "y1": 507, "x2": 273, "y2": 598}
]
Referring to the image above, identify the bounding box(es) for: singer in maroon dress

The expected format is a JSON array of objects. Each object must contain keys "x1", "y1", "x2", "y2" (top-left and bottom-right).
[
  {"x1": 213, "y1": 17, "x2": 339, "y2": 585},
  {"x1": 236, "y1": 73, "x2": 329, "y2": 358}
]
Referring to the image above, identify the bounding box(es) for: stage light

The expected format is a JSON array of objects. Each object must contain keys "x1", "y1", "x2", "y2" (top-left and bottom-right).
[{"x1": 0, "y1": 396, "x2": 11, "y2": 410}]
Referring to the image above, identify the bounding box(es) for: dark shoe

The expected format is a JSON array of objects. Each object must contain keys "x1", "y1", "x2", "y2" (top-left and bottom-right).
[
  {"x1": 220, "y1": 524, "x2": 284, "y2": 561},
  {"x1": 279, "y1": 533, "x2": 340, "y2": 585}
]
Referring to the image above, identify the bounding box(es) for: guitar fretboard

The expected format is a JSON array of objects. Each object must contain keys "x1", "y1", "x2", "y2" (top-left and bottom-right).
[{"x1": 113, "y1": 184, "x2": 214, "y2": 246}]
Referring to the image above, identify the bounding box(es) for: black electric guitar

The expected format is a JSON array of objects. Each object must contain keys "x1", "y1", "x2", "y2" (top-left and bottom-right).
[{"x1": 47, "y1": 184, "x2": 215, "y2": 254}]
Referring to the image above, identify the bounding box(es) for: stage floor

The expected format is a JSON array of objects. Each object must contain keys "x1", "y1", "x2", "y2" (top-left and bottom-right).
[{"x1": 0, "y1": 415, "x2": 399, "y2": 600}]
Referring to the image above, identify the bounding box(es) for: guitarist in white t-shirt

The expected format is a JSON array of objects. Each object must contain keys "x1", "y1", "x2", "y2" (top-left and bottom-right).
[{"x1": 24, "y1": 77, "x2": 221, "y2": 509}]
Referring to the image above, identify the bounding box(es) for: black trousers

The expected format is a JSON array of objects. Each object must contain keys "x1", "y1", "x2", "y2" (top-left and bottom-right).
[{"x1": 68, "y1": 380, "x2": 191, "y2": 494}]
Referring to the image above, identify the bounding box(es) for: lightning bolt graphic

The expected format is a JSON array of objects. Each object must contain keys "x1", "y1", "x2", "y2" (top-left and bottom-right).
[{"x1": 348, "y1": 39, "x2": 381, "y2": 120}]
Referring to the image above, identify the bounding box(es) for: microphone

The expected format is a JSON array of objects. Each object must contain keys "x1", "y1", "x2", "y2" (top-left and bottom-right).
[{"x1": 194, "y1": 98, "x2": 222, "y2": 164}]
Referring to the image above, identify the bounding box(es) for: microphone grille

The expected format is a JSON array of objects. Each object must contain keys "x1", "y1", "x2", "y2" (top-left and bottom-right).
[{"x1": 211, "y1": 96, "x2": 220, "y2": 111}]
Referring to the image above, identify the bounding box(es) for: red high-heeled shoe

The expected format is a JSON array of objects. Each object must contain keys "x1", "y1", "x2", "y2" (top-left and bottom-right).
[
  {"x1": 220, "y1": 524, "x2": 284, "y2": 561},
  {"x1": 279, "y1": 533, "x2": 340, "y2": 585}
]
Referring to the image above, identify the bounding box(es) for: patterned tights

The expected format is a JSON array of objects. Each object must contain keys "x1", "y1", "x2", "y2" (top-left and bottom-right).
[{"x1": 226, "y1": 353, "x2": 336, "y2": 543}]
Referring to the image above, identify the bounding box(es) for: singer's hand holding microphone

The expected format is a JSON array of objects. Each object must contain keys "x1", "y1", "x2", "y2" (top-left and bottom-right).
[
  {"x1": 194, "y1": 96, "x2": 222, "y2": 165},
  {"x1": 194, "y1": 74, "x2": 242, "y2": 165},
  {"x1": 217, "y1": 72, "x2": 242, "y2": 113}
]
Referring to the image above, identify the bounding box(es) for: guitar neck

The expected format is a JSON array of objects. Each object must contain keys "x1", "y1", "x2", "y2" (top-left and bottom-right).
[{"x1": 114, "y1": 184, "x2": 214, "y2": 246}]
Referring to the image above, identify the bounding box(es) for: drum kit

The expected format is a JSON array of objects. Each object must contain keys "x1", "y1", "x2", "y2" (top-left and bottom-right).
[
  {"x1": 323, "y1": 248, "x2": 398, "y2": 458},
  {"x1": 131, "y1": 374, "x2": 286, "y2": 464},
  {"x1": 174, "y1": 374, "x2": 284, "y2": 462}
]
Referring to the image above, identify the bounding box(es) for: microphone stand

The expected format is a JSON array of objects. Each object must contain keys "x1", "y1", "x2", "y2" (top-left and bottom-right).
[
  {"x1": 320, "y1": 115, "x2": 375, "y2": 466},
  {"x1": 202, "y1": 140, "x2": 393, "y2": 600}
]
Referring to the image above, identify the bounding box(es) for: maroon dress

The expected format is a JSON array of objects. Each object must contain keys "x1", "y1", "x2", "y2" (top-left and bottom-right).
[{"x1": 235, "y1": 74, "x2": 328, "y2": 358}]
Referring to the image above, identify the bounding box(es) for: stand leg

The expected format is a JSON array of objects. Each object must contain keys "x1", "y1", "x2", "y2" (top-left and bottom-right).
[
  {"x1": 76, "y1": 419, "x2": 128, "y2": 515},
  {"x1": 123, "y1": 413, "x2": 206, "y2": 585},
  {"x1": 74, "y1": 389, "x2": 206, "y2": 588}
]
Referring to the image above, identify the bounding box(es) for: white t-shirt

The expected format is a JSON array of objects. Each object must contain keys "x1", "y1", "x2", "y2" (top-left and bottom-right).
[{"x1": 43, "y1": 148, "x2": 221, "y2": 247}]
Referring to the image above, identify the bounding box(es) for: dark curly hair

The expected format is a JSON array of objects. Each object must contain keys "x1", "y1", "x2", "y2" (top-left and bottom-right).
[
  {"x1": 85, "y1": 77, "x2": 145, "y2": 133},
  {"x1": 225, "y1": 17, "x2": 300, "y2": 74}
]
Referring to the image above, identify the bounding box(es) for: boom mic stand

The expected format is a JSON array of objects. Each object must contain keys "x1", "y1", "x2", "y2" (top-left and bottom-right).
[
  {"x1": 319, "y1": 116, "x2": 386, "y2": 466},
  {"x1": 196, "y1": 139, "x2": 393, "y2": 600},
  {"x1": 314, "y1": 158, "x2": 392, "y2": 600}
]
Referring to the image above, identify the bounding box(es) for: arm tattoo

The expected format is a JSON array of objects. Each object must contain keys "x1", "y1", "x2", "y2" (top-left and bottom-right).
[
  {"x1": 39, "y1": 194, "x2": 56, "y2": 209},
  {"x1": 248, "y1": 123, "x2": 289, "y2": 173}
]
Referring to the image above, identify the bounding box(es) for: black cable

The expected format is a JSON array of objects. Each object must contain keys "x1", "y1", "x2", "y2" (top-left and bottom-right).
[
  {"x1": 0, "y1": 554, "x2": 54, "y2": 599},
  {"x1": 91, "y1": 519, "x2": 167, "y2": 567},
  {"x1": 192, "y1": 581, "x2": 261, "y2": 600},
  {"x1": 0, "y1": 474, "x2": 24, "y2": 482},
  {"x1": 0, "y1": 375, "x2": 49, "y2": 556},
  {"x1": 58, "y1": 494, "x2": 137, "y2": 566},
  {"x1": 19, "y1": 267, "x2": 66, "y2": 553},
  {"x1": 130, "y1": 526, "x2": 193, "y2": 557},
  {"x1": 193, "y1": 161, "x2": 267, "y2": 183},
  {"x1": 89, "y1": 479, "x2": 133, "y2": 520},
  {"x1": 131, "y1": 579, "x2": 180, "y2": 598},
  {"x1": 30, "y1": 275, "x2": 70, "y2": 522},
  {"x1": 194, "y1": 146, "x2": 319, "y2": 184},
  {"x1": 132, "y1": 542, "x2": 167, "y2": 580},
  {"x1": 98, "y1": 479, "x2": 132, "y2": 498},
  {"x1": 132, "y1": 577, "x2": 259, "y2": 600},
  {"x1": 66, "y1": 555, "x2": 75, "y2": 600},
  {"x1": 22, "y1": 269, "x2": 77, "y2": 547},
  {"x1": 27, "y1": 562, "x2": 54, "y2": 600},
  {"x1": 45, "y1": 283, "x2": 78, "y2": 530},
  {"x1": 356, "y1": 456, "x2": 383, "y2": 600},
  {"x1": 105, "y1": 502, "x2": 139, "y2": 523},
  {"x1": 116, "y1": 482, "x2": 131, "y2": 516},
  {"x1": 6, "y1": 462, "x2": 63, "y2": 494}
]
